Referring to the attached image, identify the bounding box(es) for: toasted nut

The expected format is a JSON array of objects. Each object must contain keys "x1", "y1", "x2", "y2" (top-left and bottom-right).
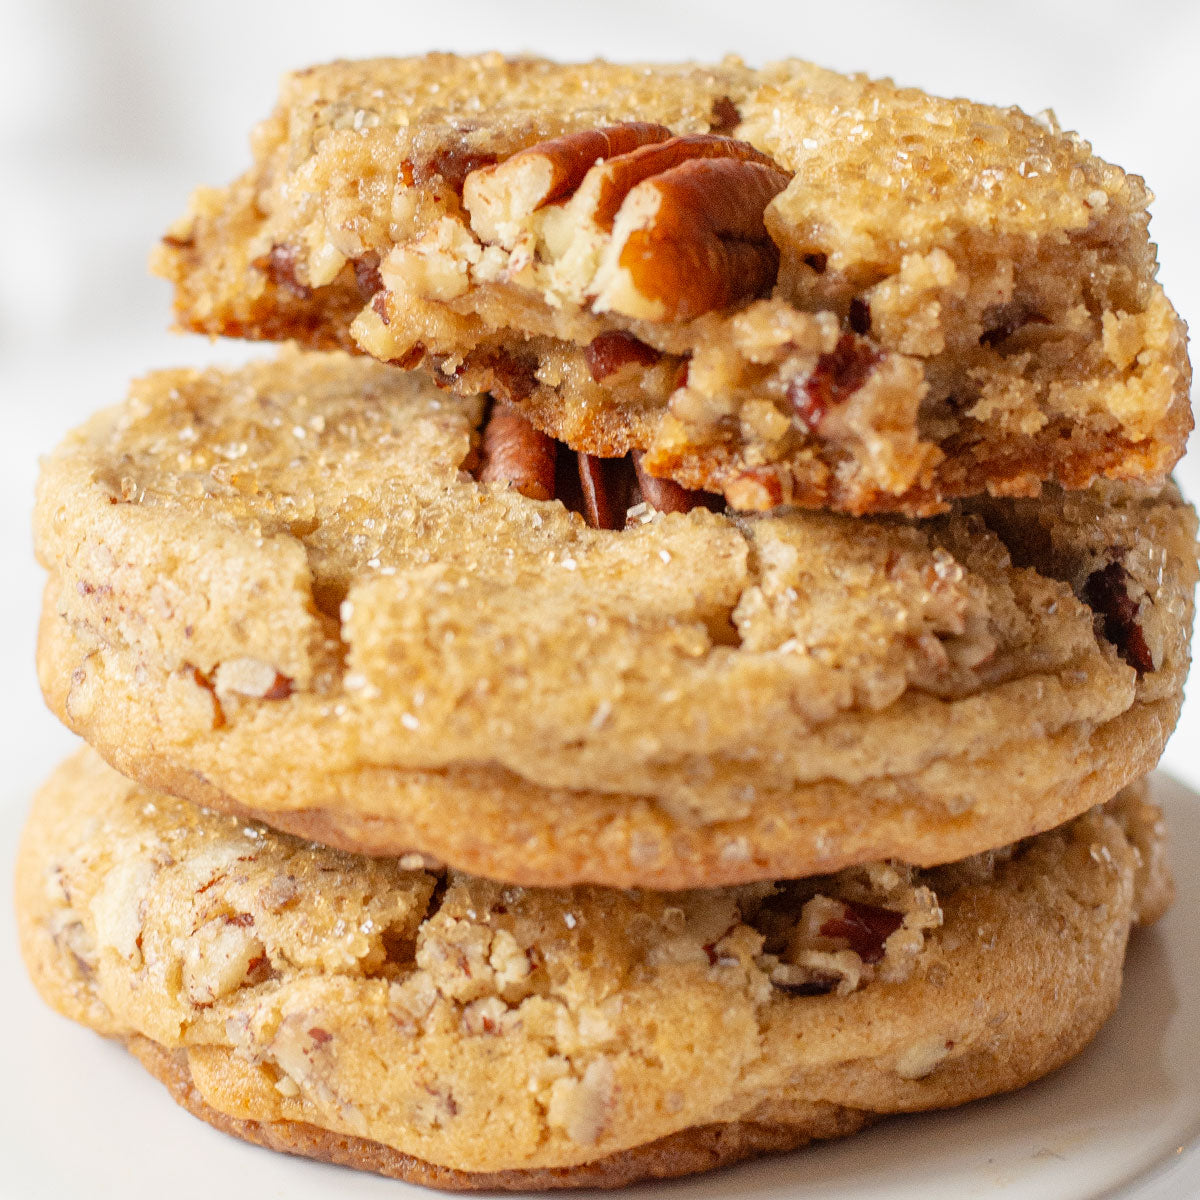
[
  {"x1": 578, "y1": 134, "x2": 783, "y2": 233},
  {"x1": 814, "y1": 899, "x2": 905, "y2": 964},
  {"x1": 546, "y1": 1058, "x2": 616, "y2": 1145},
  {"x1": 724, "y1": 466, "x2": 785, "y2": 511},
  {"x1": 464, "y1": 128, "x2": 791, "y2": 323},
  {"x1": 464, "y1": 123, "x2": 672, "y2": 247},
  {"x1": 709, "y1": 95, "x2": 742, "y2": 135},
  {"x1": 577, "y1": 452, "x2": 622, "y2": 530},
  {"x1": 254, "y1": 244, "x2": 311, "y2": 299},
  {"x1": 214, "y1": 657, "x2": 293, "y2": 700},
  {"x1": 584, "y1": 330, "x2": 662, "y2": 381},
  {"x1": 478, "y1": 405, "x2": 557, "y2": 501},
  {"x1": 632, "y1": 451, "x2": 718, "y2": 514},
  {"x1": 1083, "y1": 562, "x2": 1155, "y2": 674},
  {"x1": 592, "y1": 154, "x2": 791, "y2": 321},
  {"x1": 788, "y1": 333, "x2": 882, "y2": 430}
]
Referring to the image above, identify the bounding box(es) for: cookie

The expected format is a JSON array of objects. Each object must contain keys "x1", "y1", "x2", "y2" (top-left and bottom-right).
[
  {"x1": 17, "y1": 749, "x2": 1169, "y2": 1187},
  {"x1": 152, "y1": 54, "x2": 1191, "y2": 516},
  {"x1": 34, "y1": 349, "x2": 1196, "y2": 887}
]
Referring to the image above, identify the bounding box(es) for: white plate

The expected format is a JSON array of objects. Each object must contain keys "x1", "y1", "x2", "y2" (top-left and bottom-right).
[{"x1": 2, "y1": 771, "x2": 1198, "y2": 1199}]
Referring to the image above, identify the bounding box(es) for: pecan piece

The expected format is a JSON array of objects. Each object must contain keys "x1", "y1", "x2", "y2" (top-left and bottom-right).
[
  {"x1": 632, "y1": 452, "x2": 719, "y2": 515},
  {"x1": 353, "y1": 253, "x2": 383, "y2": 297},
  {"x1": 724, "y1": 466, "x2": 785, "y2": 511},
  {"x1": 1083, "y1": 562, "x2": 1155, "y2": 674},
  {"x1": 464, "y1": 123, "x2": 672, "y2": 247},
  {"x1": 254, "y1": 244, "x2": 311, "y2": 299},
  {"x1": 709, "y1": 95, "x2": 741, "y2": 136},
  {"x1": 575, "y1": 134, "x2": 783, "y2": 234},
  {"x1": 789, "y1": 333, "x2": 882, "y2": 430},
  {"x1": 817, "y1": 900, "x2": 904, "y2": 965},
  {"x1": 584, "y1": 330, "x2": 661, "y2": 381},
  {"x1": 577, "y1": 453, "x2": 622, "y2": 530},
  {"x1": 478, "y1": 405, "x2": 557, "y2": 501}
]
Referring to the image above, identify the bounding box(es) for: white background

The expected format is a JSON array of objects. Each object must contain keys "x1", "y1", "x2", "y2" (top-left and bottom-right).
[{"x1": 0, "y1": 2, "x2": 1198, "y2": 1197}]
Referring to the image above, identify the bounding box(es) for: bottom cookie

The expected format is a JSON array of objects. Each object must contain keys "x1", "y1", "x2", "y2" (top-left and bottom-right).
[
  {"x1": 126, "y1": 1034, "x2": 870, "y2": 1190},
  {"x1": 18, "y1": 750, "x2": 1171, "y2": 1188}
]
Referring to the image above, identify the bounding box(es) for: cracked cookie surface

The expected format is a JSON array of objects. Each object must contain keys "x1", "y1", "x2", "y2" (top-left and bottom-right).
[
  {"x1": 153, "y1": 54, "x2": 1191, "y2": 515},
  {"x1": 34, "y1": 350, "x2": 1196, "y2": 886},
  {"x1": 17, "y1": 749, "x2": 1168, "y2": 1186}
]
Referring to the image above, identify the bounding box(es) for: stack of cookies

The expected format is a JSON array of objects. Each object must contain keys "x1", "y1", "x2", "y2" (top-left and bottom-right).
[{"x1": 18, "y1": 55, "x2": 1198, "y2": 1189}]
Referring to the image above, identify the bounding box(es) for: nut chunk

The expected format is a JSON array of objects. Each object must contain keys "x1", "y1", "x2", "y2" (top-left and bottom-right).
[
  {"x1": 477, "y1": 404, "x2": 557, "y2": 501},
  {"x1": 463, "y1": 123, "x2": 672, "y2": 248},
  {"x1": 464, "y1": 127, "x2": 792, "y2": 321}
]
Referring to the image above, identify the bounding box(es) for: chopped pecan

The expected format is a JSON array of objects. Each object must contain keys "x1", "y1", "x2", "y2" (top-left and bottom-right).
[
  {"x1": 409, "y1": 140, "x2": 498, "y2": 194},
  {"x1": 353, "y1": 253, "x2": 383, "y2": 297},
  {"x1": 770, "y1": 975, "x2": 840, "y2": 997},
  {"x1": 632, "y1": 452, "x2": 720, "y2": 515},
  {"x1": 584, "y1": 330, "x2": 662, "y2": 381},
  {"x1": 818, "y1": 900, "x2": 904, "y2": 964},
  {"x1": 255, "y1": 244, "x2": 311, "y2": 299},
  {"x1": 391, "y1": 344, "x2": 425, "y2": 370},
  {"x1": 724, "y1": 466, "x2": 785, "y2": 511},
  {"x1": 213, "y1": 658, "x2": 293, "y2": 701},
  {"x1": 478, "y1": 405, "x2": 557, "y2": 501},
  {"x1": 472, "y1": 349, "x2": 538, "y2": 405},
  {"x1": 463, "y1": 123, "x2": 672, "y2": 245},
  {"x1": 1083, "y1": 562, "x2": 1155, "y2": 674},
  {"x1": 789, "y1": 333, "x2": 881, "y2": 429},
  {"x1": 709, "y1": 95, "x2": 742, "y2": 135}
]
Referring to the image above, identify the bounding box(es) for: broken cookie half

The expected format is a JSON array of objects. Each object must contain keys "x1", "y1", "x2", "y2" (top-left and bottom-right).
[{"x1": 154, "y1": 54, "x2": 1191, "y2": 515}]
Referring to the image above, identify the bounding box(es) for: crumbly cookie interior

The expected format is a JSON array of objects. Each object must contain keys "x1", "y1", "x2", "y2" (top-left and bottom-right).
[{"x1": 154, "y1": 55, "x2": 1191, "y2": 514}]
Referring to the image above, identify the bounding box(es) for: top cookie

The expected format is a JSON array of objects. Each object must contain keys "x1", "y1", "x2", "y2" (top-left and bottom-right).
[{"x1": 154, "y1": 54, "x2": 1191, "y2": 515}]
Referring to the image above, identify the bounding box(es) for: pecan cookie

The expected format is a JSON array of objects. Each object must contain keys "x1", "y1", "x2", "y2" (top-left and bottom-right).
[
  {"x1": 153, "y1": 54, "x2": 1191, "y2": 516},
  {"x1": 17, "y1": 749, "x2": 1170, "y2": 1187},
  {"x1": 34, "y1": 350, "x2": 1196, "y2": 888}
]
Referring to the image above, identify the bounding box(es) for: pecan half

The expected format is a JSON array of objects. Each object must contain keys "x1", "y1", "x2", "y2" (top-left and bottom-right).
[
  {"x1": 463, "y1": 123, "x2": 672, "y2": 247},
  {"x1": 585, "y1": 139, "x2": 791, "y2": 321},
  {"x1": 577, "y1": 452, "x2": 623, "y2": 530},
  {"x1": 464, "y1": 129, "x2": 791, "y2": 323},
  {"x1": 724, "y1": 466, "x2": 785, "y2": 511},
  {"x1": 478, "y1": 405, "x2": 557, "y2": 501}
]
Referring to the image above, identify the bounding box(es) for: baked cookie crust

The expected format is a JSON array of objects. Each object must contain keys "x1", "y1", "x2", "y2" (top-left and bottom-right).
[
  {"x1": 17, "y1": 749, "x2": 1168, "y2": 1186},
  {"x1": 153, "y1": 54, "x2": 1191, "y2": 515},
  {"x1": 34, "y1": 350, "x2": 1197, "y2": 886}
]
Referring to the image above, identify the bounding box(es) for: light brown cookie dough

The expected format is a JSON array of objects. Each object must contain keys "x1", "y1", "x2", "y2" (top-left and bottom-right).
[
  {"x1": 34, "y1": 350, "x2": 1196, "y2": 887},
  {"x1": 152, "y1": 54, "x2": 1191, "y2": 515},
  {"x1": 17, "y1": 750, "x2": 1167, "y2": 1187}
]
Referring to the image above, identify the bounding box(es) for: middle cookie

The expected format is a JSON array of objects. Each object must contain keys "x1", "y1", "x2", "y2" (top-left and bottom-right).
[{"x1": 35, "y1": 349, "x2": 1197, "y2": 888}]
